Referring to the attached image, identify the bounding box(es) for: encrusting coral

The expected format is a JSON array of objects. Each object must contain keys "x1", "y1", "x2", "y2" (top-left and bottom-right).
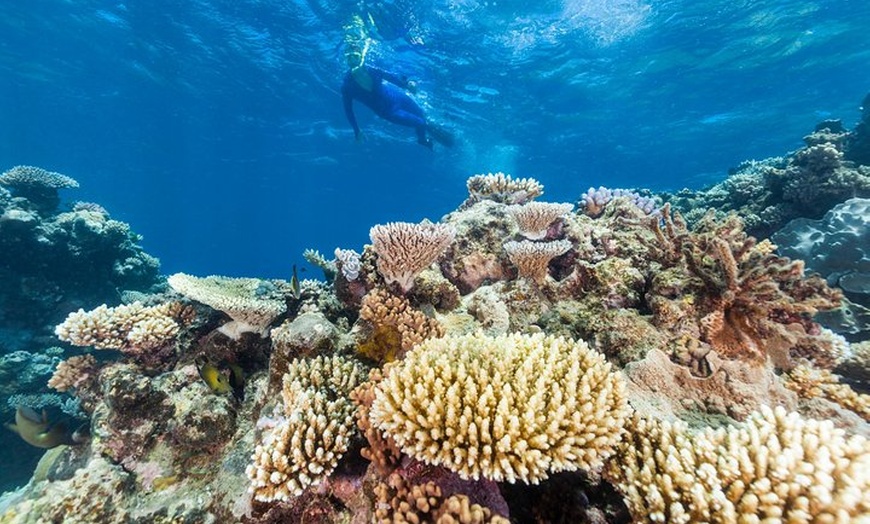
[
  {"x1": 167, "y1": 272, "x2": 288, "y2": 339},
  {"x1": 369, "y1": 332, "x2": 629, "y2": 484},
  {"x1": 369, "y1": 220, "x2": 456, "y2": 293},
  {"x1": 246, "y1": 354, "x2": 366, "y2": 502},
  {"x1": 607, "y1": 406, "x2": 870, "y2": 523}
]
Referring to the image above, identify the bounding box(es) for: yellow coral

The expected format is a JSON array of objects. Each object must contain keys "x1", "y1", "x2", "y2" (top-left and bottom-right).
[
  {"x1": 246, "y1": 355, "x2": 366, "y2": 502},
  {"x1": 373, "y1": 473, "x2": 509, "y2": 524},
  {"x1": 607, "y1": 406, "x2": 870, "y2": 523},
  {"x1": 369, "y1": 332, "x2": 629, "y2": 484},
  {"x1": 55, "y1": 302, "x2": 181, "y2": 353},
  {"x1": 357, "y1": 288, "x2": 444, "y2": 363},
  {"x1": 784, "y1": 364, "x2": 870, "y2": 421}
]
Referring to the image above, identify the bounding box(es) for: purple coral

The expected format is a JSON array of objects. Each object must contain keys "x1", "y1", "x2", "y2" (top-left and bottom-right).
[{"x1": 580, "y1": 186, "x2": 658, "y2": 217}]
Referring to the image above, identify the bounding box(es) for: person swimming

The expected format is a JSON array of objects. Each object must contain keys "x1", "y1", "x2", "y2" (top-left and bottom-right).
[{"x1": 341, "y1": 16, "x2": 453, "y2": 149}]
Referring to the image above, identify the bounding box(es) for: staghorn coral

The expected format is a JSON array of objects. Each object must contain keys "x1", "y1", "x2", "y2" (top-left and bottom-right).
[
  {"x1": 369, "y1": 221, "x2": 456, "y2": 293},
  {"x1": 607, "y1": 406, "x2": 870, "y2": 523},
  {"x1": 167, "y1": 273, "x2": 287, "y2": 339},
  {"x1": 505, "y1": 201, "x2": 573, "y2": 240},
  {"x1": 55, "y1": 301, "x2": 183, "y2": 355},
  {"x1": 503, "y1": 239, "x2": 572, "y2": 284},
  {"x1": 356, "y1": 288, "x2": 444, "y2": 363},
  {"x1": 465, "y1": 172, "x2": 543, "y2": 205},
  {"x1": 784, "y1": 364, "x2": 870, "y2": 422},
  {"x1": 247, "y1": 355, "x2": 366, "y2": 502},
  {"x1": 373, "y1": 472, "x2": 509, "y2": 524},
  {"x1": 369, "y1": 332, "x2": 629, "y2": 484}
]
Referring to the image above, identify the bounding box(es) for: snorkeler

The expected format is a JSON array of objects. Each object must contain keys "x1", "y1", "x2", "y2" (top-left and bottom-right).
[{"x1": 341, "y1": 16, "x2": 453, "y2": 149}]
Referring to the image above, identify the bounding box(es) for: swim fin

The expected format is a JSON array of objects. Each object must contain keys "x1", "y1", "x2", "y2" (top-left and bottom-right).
[{"x1": 427, "y1": 123, "x2": 455, "y2": 148}]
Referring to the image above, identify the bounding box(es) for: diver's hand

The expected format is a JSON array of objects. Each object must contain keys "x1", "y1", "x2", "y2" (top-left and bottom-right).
[{"x1": 407, "y1": 80, "x2": 418, "y2": 94}]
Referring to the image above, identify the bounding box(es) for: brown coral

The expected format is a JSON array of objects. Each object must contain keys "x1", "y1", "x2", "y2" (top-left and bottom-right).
[
  {"x1": 503, "y1": 239, "x2": 572, "y2": 284},
  {"x1": 356, "y1": 288, "x2": 444, "y2": 363},
  {"x1": 369, "y1": 221, "x2": 456, "y2": 293},
  {"x1": 373, "y1": 473, "x2": 509, "y2": 524},
  {"x1": 784, "y1": 364, "x2": 870, "y2": 422},
  {"x1": 506, "y1": 201, "x2": 573, "y2": 240}
]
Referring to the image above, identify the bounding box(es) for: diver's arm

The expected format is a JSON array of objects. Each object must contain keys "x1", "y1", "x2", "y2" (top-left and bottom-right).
[
  {"x1": 342, "y1": 89, "x2": 361, "y2": 138},
  {"x1": 369, "y1": 66, "x2": 410, "y2": 89}
]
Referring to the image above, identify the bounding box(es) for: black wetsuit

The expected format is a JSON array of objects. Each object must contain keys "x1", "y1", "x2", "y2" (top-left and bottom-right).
[{"x1": 341, "y1": 65, "x2": 429, "y2": 146}]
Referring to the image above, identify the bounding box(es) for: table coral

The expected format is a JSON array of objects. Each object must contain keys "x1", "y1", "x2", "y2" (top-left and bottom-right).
[
  {"x1": 607, "y1": 406, "x2": 870, "y2": 523},
  {"x1": 465, "y1": 172, "x2": 544, "y2": 205},
  {"x1": 506, "y1": 201, "x2": 573, "y2": 240},
  {"x1": 167, "y1": 273, "x2": 287, "y2": 339},
  {"x1": 369, "y1": 332, "x2": 629, "y2": 484},
  {"x1": 503, "y1": 239, "x2": 572, "y2": 284},
  {"x1": 369, "y1": 220, "x2": 456, "y2": 293}
]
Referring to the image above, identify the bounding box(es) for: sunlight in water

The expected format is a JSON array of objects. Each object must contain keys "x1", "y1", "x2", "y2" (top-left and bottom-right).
[{"x1": 561, "y1": 0, "x2": 652, "y2": 46}]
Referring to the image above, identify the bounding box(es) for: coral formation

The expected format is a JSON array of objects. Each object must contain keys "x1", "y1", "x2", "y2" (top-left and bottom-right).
[
  {"x1": 167, "y1": 273, "x2": 288, "y2": 338},
  {"x1": 607, "y1": 406, "x2": 870, "y2": 523},
  {"x1": 247, "y1": 354, "x2": 365, "y2": 502},
  {"x1": 54, "y1": 302, "x2": 186, "y2": 356},
  {"x1": 369, "y1": 220, "x2": 456, "y2": 293},
  {"x1": 369, "y1": 332, "x2": 629, "y2": 483},
  {"x1": 355, "y1": 288, "x2": 444, "y2": 363},
  {"x1": 503, "y1": 239, "x2": 572, "y2": 284},
  {"x1": 506, "y1": 201, "x2": 573, "y2": 240},
  {"x1": 465, "y1": 172, "x2": 544, "y2": 205}
]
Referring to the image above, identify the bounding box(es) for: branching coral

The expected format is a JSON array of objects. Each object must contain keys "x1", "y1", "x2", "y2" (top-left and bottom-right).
[
  {"x1": 48, "y1": 354, "x2": 98, "y2": 392},
  {"x1": 373, "y1": 473, "x2": 510, "y2": 524},
  {"x1": 607, "y1": 406, "x2": 870, "y2": 523},
  {"x1": 247, "y1": 354, "x2": 366, "y2": 502},
  {"x1": 784, "y1": 364, "x2": 870, "y2": 422},
  {"x1": 644, "y1": 208, "x2": 841, "y2": 367},
  {"x1": 356, "y1": 288, "x2": 444, "y2": 363},
  {"x1": 465, "y1": 172, "x2": 543, "y2": 205},
  {"x1": 369, "y1": 221, "x2": 456, "y2": 293},
  {"x1": 55, "y1": 301, "x2": 185, "y2": 354},
  {"x1": 167, "y1": 273, "x2": 287, "y2": 339},
  {"x1": 369, "y1": 332, "x2": 629, "y2": 484},
  {"x1": 506, "y1": 201, "x2": 573, "y2": 240},
  {"x1": 503, "y1": 239, "x2": 572, "y2": 284}
]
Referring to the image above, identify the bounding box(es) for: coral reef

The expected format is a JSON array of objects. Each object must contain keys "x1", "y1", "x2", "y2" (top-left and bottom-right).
[{"x1": 4, "y1": 160, "x2": 869, "y2": 523}]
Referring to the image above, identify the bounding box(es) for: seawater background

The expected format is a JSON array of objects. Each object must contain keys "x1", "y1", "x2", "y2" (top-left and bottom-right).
[{"x1": 2, "y1": 0, "x2": 869, "y2": 279}]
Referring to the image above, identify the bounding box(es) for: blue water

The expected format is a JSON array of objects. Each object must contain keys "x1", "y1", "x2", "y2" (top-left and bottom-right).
[{"x1": 2, "y1": 0, "x2": 869, "y2": 279}]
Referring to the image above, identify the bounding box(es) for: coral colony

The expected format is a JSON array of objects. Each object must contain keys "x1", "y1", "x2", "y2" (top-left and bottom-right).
[{"x1": 2, "y1": 115, "x2": 870, "y2": 523}]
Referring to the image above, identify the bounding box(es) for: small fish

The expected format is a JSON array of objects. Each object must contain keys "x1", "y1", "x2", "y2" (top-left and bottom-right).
[
  {"x1": 226, "y1": 361, "x2": 246, "y2": 402},
  {"x1": 5, "y1": 406, "x2": 75, "y2": 449},
  {"x1": 290, "y1": 264, "x2": 301, "y2": 300},
  {"x1": 195, "y1": 356, "x2": 232, "y2": 394}
]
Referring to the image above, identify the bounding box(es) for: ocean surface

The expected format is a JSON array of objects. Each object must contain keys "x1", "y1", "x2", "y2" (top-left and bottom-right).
[{"x1": 2, "y1": 0, "x2": 869, "y2": 279}]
